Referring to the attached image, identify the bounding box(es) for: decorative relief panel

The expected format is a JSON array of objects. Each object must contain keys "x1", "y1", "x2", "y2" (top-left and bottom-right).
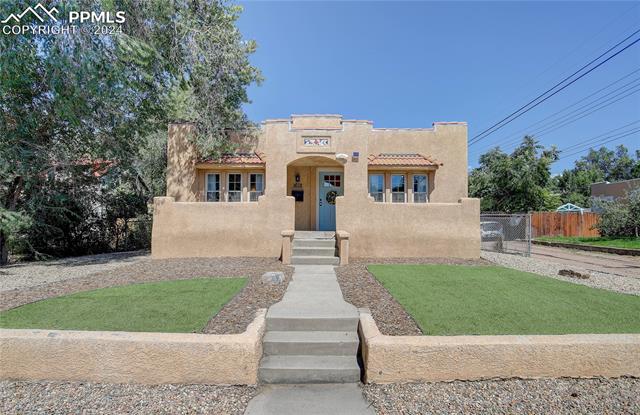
[{"x1": 303, "y1": 136, "x2": 330, "y2": 147}]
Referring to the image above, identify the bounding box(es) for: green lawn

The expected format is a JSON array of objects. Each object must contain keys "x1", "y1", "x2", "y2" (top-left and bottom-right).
[
  {"x1": 369, "y1": 264, "x2": 640, "y2": 336},
  {"x1": 536, "y1": 236, "x2": 640, "y2": 250},
  {"x1": 0, "y1": 278, "x2": 246, "y2": 333}
]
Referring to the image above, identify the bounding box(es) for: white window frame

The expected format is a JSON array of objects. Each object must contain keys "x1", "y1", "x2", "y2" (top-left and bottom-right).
[
  {"x1": 249, "y1": 172, "x2": 264, "y2": 202},
  {"x1": 368, "y1": 173, "x2": 385, "y2": 202},
  {"x1": 391, "y1": 174, "x2": 406, "y2": 203},
  {"x1": 205, "y1": 173, "x2": 221, "y2": 202},
  {"x1": 227, "y1": 172, "x2": 242, "y2": 202},
  {"x1": 412, "y1": 174, "x2": 429, "y2": 203}
]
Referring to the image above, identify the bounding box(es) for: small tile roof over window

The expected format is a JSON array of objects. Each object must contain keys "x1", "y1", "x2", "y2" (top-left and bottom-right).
[
  {"x1": 367, "y1": 153, "x2": 441, "y2": 167},
  {"x1": 200, "y1": 152, "x2": 265, "y2": 165}
]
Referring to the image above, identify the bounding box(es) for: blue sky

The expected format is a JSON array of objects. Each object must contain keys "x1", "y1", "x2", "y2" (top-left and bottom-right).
[{"x1": 237, "y1": 1, "x2": 640, "y2": 173}]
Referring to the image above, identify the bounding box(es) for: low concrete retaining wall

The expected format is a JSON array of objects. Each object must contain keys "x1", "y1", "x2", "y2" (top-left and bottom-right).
[
  {"x1": 359, "y1": 309, "x2": 640, "y2": 383},
  {"x1": 533, "y1": 240, "x2": 640, "y2": 256},
  {"x1": 0, "y1": 310, "x2": 266, "y2": 385}
]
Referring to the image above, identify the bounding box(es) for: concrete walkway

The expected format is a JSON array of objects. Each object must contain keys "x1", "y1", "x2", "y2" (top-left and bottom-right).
[
  {"x1": 258, "y1": 264, "x2": 360, "y2": 383},
  {"x1": 245, "y1": 384, "x2": 374, "y2": 415},
  {"x1": 248, "y1": 264, "x2": 371, "y2": 413}
]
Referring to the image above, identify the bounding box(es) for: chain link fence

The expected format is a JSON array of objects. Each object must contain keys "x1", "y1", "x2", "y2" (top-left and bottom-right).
[{"x1": 480, "y1": 213, "x2": 531, "y2": 256}]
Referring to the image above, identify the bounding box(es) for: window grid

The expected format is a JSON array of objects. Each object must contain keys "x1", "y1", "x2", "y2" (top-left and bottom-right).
[
  {"x1": 249, "y1": 173, "x2": 264, "y2": 202},
  {"x1": 413, "y1": 174, "x2": 428, "y2": 203},
  {"x1": 227, "y1": 173, "x2": 242, "y2": 202},
  {"x1": 323, "y1": 175, "x2": 341, "y2": 187},
  {"x1": 206, "y1": 173, "x2": 220, "y2": 202},
  {"x1": 368, "y1": 174, "x2": 384, "y2": 202},
  {"x1": 391, "y1": 174, "x2": 406, "y2": 203}
]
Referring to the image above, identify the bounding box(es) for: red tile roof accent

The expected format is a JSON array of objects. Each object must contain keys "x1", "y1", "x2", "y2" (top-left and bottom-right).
[
  {"x1": 367, "y1": 153, "x2": 440, "y2": 167},
  {"x1": 200, "y1": 152, "x2": 265, "y2": 165}
]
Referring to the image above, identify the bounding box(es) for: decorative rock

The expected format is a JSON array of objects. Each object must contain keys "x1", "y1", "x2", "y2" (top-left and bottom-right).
[
  {"x1": 262, "y1": 272, "x2": 285, "y2": 285},
  {"x1": 558, "y1": 269, "x2": 590, "y2": 279}
]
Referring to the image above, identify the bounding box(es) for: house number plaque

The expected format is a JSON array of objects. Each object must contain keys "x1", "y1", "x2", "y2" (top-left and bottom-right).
[{"x1": 303, "y1": 137, "x2": 330, "y2": 147}]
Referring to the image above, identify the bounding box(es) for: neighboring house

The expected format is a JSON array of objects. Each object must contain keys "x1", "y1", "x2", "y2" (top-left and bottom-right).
[
  {"x1": 591, "y1": 178, "x2": 640, "y2": 201},
  {"x1": 590, "y1": 178, "x2": 640, "y2": 212},
  {"x1": 152, "y1": 114, "x2": 480, "y2": 260}
]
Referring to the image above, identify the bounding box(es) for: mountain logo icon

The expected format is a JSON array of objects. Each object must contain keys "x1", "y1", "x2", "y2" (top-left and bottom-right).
[{"x1": 2, "y1": 3, "x2": 59, "y2": 24}]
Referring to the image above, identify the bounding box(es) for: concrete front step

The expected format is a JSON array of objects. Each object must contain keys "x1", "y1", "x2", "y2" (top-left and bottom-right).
[
  {"x1": 263, "y1": 331, "x2": 359, "y2": 356},
  {"x1": 291, "y1": 256, "x2": 339, "y2": 265},
  {"x1": 292, "y1": 247, "x2": 337, "y2": 257},
  {"x1": 266, "y1": 313, "x2": 359, "y2": 332},
  {"x1": 292, "y1": 239, "x2": 336, "y2": 249},
  {"x1": 259, "y1": 355, "x2": 360, "y2": 384}
]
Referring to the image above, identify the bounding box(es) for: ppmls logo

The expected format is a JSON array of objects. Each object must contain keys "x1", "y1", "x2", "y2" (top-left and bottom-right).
[
  {"x1": 2, "y1": 3, "x2": 125, "y2": 35},
  {"x1": 1, "y1": 3, "x2": 59, "y2": 24}
]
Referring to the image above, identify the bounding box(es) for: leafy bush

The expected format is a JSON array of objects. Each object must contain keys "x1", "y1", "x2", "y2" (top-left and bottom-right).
[{"x1": 594, "y1": 190, "x2": 640, "y2": 238}]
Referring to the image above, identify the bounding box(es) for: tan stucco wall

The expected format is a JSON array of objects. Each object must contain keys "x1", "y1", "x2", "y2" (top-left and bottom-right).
[
  {"x1": 0, "y1": 310, "x2": 266, "y2": 385},
  {"x1": 359, "y1": 310, "x2": 640, "y2": 383},
  {"x1": 337, "y1": 197, "x2": 480, "y2": 258},
  {"x1": 151, "y1": 196, "x2": 294, "y2": 258},
  {"x1": 157, "y1": 116, "x2": 479, "y2": 259}
]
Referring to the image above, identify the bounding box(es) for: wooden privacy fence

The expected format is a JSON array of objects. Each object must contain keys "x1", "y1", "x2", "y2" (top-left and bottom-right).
[{"x1": 531, "y1": 212, "x2": 600, "y2": 238}]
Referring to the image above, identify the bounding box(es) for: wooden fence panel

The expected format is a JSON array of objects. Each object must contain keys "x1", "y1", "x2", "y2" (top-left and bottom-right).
[{"x1": 531, "y1": 212, "x2": 600, "y2": 238}]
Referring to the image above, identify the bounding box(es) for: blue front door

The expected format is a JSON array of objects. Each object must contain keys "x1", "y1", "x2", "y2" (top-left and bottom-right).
[{"x1": 318, "y1": 172, "x2": 343, "y2": 231}]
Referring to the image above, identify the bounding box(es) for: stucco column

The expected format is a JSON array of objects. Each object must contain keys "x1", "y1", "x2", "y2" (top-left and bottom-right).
[
  {"x1": 167, "y1": 123, "x2": 198, "y2": 202},
  {"x1": 336, "y1": 230, "x2": 350, "y2": 265},
  {"x1": 281, "y1": 230, "x2": 295, "y2": 264}
]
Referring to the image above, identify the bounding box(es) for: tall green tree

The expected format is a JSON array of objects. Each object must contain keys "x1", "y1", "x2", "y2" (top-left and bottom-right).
[
  {"x1": 554, "y1": 145, "x2": 640, "y2": 207},
  {"x1": 469, "y1": 136, "x2": 559, "y2": 212},
  {"x1": 0, "y1": 0, "x2": 261, "y2": 263}
]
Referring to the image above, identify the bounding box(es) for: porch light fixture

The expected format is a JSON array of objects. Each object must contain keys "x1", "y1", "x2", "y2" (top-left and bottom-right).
[
  {"x1": 336, "y1": 153, "x2": 348, "y2": 162},
  {"x1": 295, "y1": 173, "x2": 300, "y2": 183}
]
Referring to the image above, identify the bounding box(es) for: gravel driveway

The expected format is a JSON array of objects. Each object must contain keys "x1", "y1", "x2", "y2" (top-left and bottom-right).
[
  {"x1": 1, "y1": 381, "x2": 257, "y2": 415},
  {"x1": 1, "y1": 257, "x2": 293, "y2": 334},
  {"x1": 0, "y1": 251, "x2": 150, "y2": 292},
  {"x1": 483, "y1": 250, "x2": 640, "y2": 295},
  {"x1": 363, "y1": 377, "x2": 640, "y2": 414}
]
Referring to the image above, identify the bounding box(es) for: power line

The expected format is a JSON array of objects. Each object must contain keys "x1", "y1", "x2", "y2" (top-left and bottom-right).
[
  {"x1": 560, "y1": 120, "x2": 640, "y2": 152},
  {"x1": 469, "y1": 68, "x2": 640, "y2": 156},
  {"x1": 469, "y1": 28, "x2": 640, "y2": 145},
  {"x1": 475, "y1": 3, "x2": 639, "y2": 126},
  {"x1": 497, "y1": 86, "x2": 640, "y2": 154},
  {"x1": 557, "y1": 128, "x2": 640, "y2": 160}
]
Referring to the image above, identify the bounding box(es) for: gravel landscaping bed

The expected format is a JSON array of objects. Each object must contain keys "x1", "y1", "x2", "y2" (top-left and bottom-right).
[
  {"x1": 0, "y1": 257, "x2": 293, "y2": 334},
  {"x1": 363, "y1": 377, "x2": 640, "y2": 414},
  {"x1": 336, "y1": 258, "x2": 490, "y2": 336},
  {"x1": 0, "y1": 381, "x2": 257, "y2": 415},
  {"x1": 0, "y1": 251, "x2": 149, "y2": 292},
  {"x1": 482, "y1": 251, "x2": 640, "y2": 296}
]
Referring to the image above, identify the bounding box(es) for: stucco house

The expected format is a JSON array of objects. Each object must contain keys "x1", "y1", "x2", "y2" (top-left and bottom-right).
[{"x1": 151, "y1": 114, "x2": 480, "y2": 263}]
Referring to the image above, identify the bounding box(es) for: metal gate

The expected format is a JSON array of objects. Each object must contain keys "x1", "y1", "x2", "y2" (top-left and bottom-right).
[{"x1": 480, "y1": 213, "x2": 531, "y2": 256}]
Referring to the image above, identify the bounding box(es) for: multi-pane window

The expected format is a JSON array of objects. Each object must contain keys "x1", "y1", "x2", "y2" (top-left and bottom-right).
[
  {"x1": 323, "y1": 174, "x2": 341, "y2": 187},
  {"x1": 413, "y1": 174, "x2": 428, "y2": 203},
  {"x1": 249, "y1": 173, "x2": 264, "y2": 202},
  {"x1": 391, "y1": 175, "x2": 406, "y2": 203},
  {"x1": 206, "y1": 173, "x2": 220, "y2": 202},
  {"x1": 369, "y1": 174, "x2": 384, "y2": 202},
  {"x1": 227, "y1": 173, "x2": 242, "y2": 202}
]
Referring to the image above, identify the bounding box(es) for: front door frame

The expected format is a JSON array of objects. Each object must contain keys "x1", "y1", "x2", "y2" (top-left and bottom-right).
[{"x1": 316, "y1": 169, "x2": 343, "y2": 231}]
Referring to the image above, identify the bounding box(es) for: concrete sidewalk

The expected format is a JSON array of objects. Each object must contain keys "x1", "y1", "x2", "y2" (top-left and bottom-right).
[{"x1": 244, "y1": 384, "x2": 374, "y2": 415}]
